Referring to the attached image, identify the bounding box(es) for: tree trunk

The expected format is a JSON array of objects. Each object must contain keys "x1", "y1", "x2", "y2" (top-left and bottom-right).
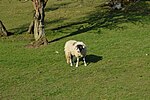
[
  {"x1": 33, "y1": 0, "x2": 45, "y2": 41},
  {"x1": 0, "y1": 20, "x2": 8, "y2": 36},
  {"x1": 27, "y1": 20, "x2": 34, "y2": 34},
  {"x1": 27, "y1": 0, "x2": 48, "y2": 48}
]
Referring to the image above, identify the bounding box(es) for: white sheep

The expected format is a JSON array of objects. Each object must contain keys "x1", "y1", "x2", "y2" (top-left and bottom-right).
[{"x1": 64, "y1": 40, "x2": 87, "y2": 67}]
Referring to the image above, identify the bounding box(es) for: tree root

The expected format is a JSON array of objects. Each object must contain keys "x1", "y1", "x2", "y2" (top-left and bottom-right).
[{"x1": 25, "y1": 37, "x2": 48, "y2": 48}]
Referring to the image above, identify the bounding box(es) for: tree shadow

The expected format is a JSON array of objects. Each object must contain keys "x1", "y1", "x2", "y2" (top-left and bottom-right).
[
  {"x1": 7, "y1": 32, "x2": 14, "y2": 36},
  {"x1": 9, "y1": 23, "x2": 29, "y2": 35},
  {"x1": 86, "y1": 54, "x2": 103, "y2": 64},
  {"x1": 7, "y1": 1, "x2": 72, "y2": 35},
  {"x1": 86, "y1": 0, "x2": 150, "y2": 30},
  {"x1": 49, "y1": 0, "x2": 150, "y2": 43},
  {"x1": 48, "y1": 22, "x2": 92, "y2": 43},
  {"x1": 45, "y1": 18, "x2": 67, "y2": 27},
  {"x1": 7, "y1": 1, "x2": 150, "y2": 42},
  {"x1": 8, "y1": 18, "x2": 67, "y2": 36},
  {"x1": 45, "y1": 2, "x2": 72, "y2": 12}
]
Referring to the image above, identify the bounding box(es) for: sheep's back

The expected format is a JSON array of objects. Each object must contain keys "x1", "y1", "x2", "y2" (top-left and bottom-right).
[{"x1": 64, "y1": 40, "x2": 77, "y2": 52}]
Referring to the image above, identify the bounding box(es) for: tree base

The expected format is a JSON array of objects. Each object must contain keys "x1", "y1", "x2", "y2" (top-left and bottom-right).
[{"x1": 26, "y1": 37, "x2": 48, "y2": 48}]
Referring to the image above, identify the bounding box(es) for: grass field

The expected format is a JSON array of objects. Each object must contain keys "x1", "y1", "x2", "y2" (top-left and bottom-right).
[{"x1": 0, "y1": 0, "x2": 150, "y2": 99}]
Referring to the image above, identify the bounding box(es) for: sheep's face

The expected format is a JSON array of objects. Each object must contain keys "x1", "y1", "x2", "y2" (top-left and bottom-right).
[{"x1": 75, "y1": 44, "x2": 85, "y2": 57}]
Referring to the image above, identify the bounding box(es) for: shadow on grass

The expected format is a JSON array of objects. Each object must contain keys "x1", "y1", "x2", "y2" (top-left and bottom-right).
[
  {"x1": 9, "y1": 17, "x2": 67, "y2": 35},
  {"x1": 72, "y1": 54, "x2": 102, "y2": 66},
  {"x1": 49, "y1": 0, "x2": 150, "y2": 43},
  {"x1": 8, "y1": 1, "x2": 150, "y2": 42},
  {"x1": 8, "y1": 1, "x2": 72, "y2": 35},
  {"x1": 45, "y1": 18, "x2": 67, "y2": 27},
  {"x1": 7, "y1": 32, "x2": 14, "y2": 36},
  {"x1": 86, "y1": 54, "x2": 103, "y2": 64},
  {"x1": 9, "y1": 23, "x2": 29, "y2": 35},
  {"x1": 45, "y1": 2, "x2": 72, "y2": 12},
  {"x1": 49, "y1": 23, "x2": 91, "y2": 43}
]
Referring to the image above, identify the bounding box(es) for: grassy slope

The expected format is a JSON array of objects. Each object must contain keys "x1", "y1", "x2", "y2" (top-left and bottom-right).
[{"x1": 0, "y1": 0, "x2": 150, "y2": 100}]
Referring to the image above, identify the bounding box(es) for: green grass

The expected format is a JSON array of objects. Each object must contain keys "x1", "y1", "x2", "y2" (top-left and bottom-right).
[{"x1": 0, "y1": 0, "x2": 150, "y2": 99}]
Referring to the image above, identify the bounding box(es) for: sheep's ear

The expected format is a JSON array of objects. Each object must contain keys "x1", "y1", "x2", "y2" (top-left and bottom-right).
[{"x1": 82, "y1": 45, "x2": 85, "y2": 48}]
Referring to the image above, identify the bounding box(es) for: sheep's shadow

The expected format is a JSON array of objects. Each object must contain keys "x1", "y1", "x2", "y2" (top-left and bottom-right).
[{"x1": 86, "y1": 54, "x2": 103, "y2": 65}]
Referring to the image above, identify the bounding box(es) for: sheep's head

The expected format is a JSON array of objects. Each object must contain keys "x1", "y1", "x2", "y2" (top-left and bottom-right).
[{"x1": 74, "y1": 42, "x2": 86, "y2": 57}]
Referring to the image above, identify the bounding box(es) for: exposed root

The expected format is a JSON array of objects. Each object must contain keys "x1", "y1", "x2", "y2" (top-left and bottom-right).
[{"x1": 25, "y1": 37, "x2": 48, "y2": 48}]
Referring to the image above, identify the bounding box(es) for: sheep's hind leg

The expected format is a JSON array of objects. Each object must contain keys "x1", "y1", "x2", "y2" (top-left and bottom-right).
[
  {"x1": 83, "y1": 57, "x2": 87, "y2": 66},
  {"x1": 65, "y1": 52, "x2": 70, "y2": 64}
]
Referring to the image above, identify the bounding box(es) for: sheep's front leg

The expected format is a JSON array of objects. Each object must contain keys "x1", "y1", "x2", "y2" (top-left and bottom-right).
[
  {"x1": 83, "y1": 57, "x2": 87, "y2": 66},
  {"x1": 70, "y1": 58, "x2": 73, "y2": 66},
  {"x1": 76, "y1": 57, "x2": 79, "y2": 67}
]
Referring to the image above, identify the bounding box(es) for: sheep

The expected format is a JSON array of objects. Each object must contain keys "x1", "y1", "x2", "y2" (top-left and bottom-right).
[{"x1": 64, "y1": 40, "x2": 87, "y2": 67}]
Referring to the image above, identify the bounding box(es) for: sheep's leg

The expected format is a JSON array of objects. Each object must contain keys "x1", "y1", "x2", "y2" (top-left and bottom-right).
[
  {"x1": 66, "y1": 53, "x2": 73, "y2": 66},
  {"x1": 70, "y1": 58, "x2": 73, "y2": 66},
  {"x1": 76, "y1": 57, "x2": 79, "y2": 67},
  {"x1": 83, "y1": 57, "x2": 87, "y2": 66},
  {"x1": 65, "y1": 52, "x2": 70, "y2": 64}
]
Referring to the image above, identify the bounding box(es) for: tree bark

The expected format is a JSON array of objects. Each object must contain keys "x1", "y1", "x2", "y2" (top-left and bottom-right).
[{"x1": 27, "y1": 20, "x2": 34, "y2": 34}]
